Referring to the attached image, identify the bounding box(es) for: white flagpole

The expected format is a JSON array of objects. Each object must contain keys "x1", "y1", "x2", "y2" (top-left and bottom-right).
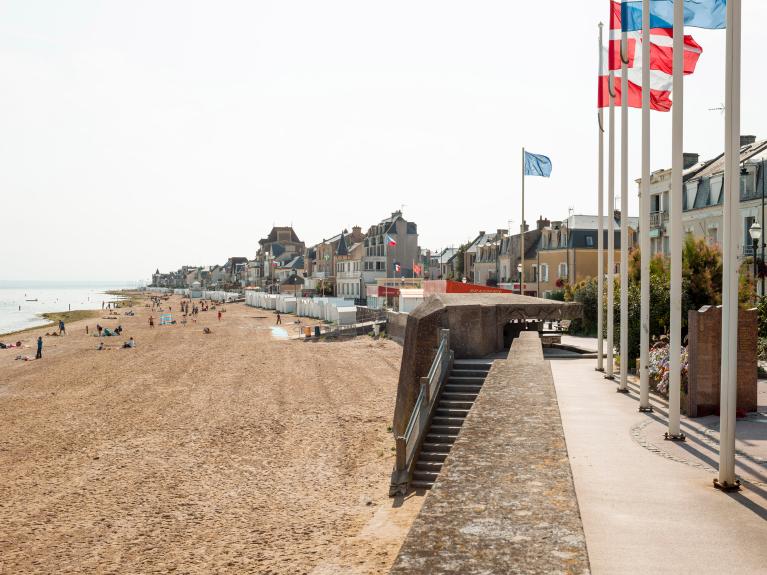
[
  {"x1": 639, "y1": 0, "x2": 652, "y2": 411},
  {"x1": 597, "y1": 22, "x2": 605, "y2": 372},
  {"x1": 521, "y1": 147, "x2": 525, "y2": 295},
  {"x1": 716, "y1": 0, "x2": 742, "y2": 491},
  {"x1": 666, "y1": 0, "x2": 685, "y2": 441},
  {"x1": 619, "y1": 26, "x2": 629, "y2": 393},
  {"x1": 606, "y1": 69, "x2": 616, "y2": 380}
]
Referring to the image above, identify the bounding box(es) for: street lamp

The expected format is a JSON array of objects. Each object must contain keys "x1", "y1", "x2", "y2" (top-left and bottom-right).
[
  {"x1": 749, "y1": 221, "x2": 761, "y2": 298},
  {"x1": 517, "y1": 263, "x2": 523, "y2": 295}
]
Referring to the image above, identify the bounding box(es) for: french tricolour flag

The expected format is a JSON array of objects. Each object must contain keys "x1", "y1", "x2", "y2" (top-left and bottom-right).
[
  {"x1": 598, "y1": 1, "x2": 703, "y2": 112},
  {"x1": 386, "y1": 234, "x2": 397, "y2": 247}
]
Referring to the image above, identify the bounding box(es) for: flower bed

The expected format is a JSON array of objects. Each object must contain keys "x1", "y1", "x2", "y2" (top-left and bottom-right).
[{"x1": 648, "y1": 343, "x2": 688, "y2": 398}]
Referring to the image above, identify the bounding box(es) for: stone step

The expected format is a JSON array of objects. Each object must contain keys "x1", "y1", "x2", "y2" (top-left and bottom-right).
[
  {"x1": 443, "y1": 384, "x2": 482, "y2": 394},
  {"x1": 435, "y1": 408, "x2": 471, "y2": 418},
  {"x1": 452, "y1": 361, "x2": 492, "y2": 370},
  {"x1": 415, "y1": 460, "x2": 443, "y2": 472},
  {"x1": 449, "y1": 369, "x2": 490, "y2": 378},
  {"x1": 431, "y1": 416, "x2": 466, "y2": 427},
  {"x1": 429, "y1": 425, "x2": 461, "y2": 436},
  {"x1": 425, "y1": 433, "x2": 457, "y2": 444},
  {"x1": 440, "y1": 392, "x2": 479, "y2": 402},
  {"x1": 412, "y1": 469, "x2": 439, "y2": 483},
  {"x1": 437, "y1": 400, "x2": 474, "y2": 411},
  {"x1": 447, "y1": 376, "x2": 486, "y2": 384},
  {"x1": 418, "y1": 451, "x2": 448, "y2": 462},
  {"x1": 409, "y1": 479, "x2": 435, "y2": 490},
  {"x1": 421, "y1": 442, "x2": 453, "y2": 453}
]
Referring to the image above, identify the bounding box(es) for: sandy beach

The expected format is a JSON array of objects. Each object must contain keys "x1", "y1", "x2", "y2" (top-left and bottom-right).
[{"x1": 0, "y1": 293, "x2": 422, "y2": 574}]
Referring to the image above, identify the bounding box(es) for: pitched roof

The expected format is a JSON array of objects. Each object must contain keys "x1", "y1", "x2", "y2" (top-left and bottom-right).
[
  {"x1": 566, "y1": 214, "x2": 639, "y2": 231},
  {"x1": 259, "y1": 226, "x2": 302, "y2": 246},
  {"x1": 335, "y1": 231, "x2": 349, "y2": 256}
]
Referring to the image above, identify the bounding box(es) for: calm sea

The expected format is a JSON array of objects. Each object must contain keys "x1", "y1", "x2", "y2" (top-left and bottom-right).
[{"x1": 0, "y1": 281, "x2": 139, "y2": 336}]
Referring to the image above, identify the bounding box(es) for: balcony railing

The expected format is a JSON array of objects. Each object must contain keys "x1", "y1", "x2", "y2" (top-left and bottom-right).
[{"x1": 650, "y1": 211, "x2": 669, "y2": 228}]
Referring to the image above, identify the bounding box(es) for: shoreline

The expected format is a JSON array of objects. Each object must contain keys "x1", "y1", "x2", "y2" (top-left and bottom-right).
[{"x1": 0, "y1": 289, "x2": 140, "y2": 339}]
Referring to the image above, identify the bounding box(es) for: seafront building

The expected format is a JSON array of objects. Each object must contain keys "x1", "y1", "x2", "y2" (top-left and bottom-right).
[{"x1": 643, "y1": 136, "x2": 767, "y2": 263}]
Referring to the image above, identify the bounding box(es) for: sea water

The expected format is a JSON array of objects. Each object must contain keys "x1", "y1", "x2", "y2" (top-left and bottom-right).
[{"x1": 0, "y1": 281, "x2": 136, "y2": 336}]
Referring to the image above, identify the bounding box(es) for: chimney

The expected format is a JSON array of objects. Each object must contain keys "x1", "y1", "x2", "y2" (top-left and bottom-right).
[
  {"x1": 741, "y1": 135, "x2": 756, "y2": 147},
  {"x1": 537, "y1": 215, "x2": 550, "y2": 230},
  {"x1": 683, "y1": 153, "x2": 699, "y2": 169},
  {"x1": 496, "y1": 228, "x2": 508, "y2": 237},
  {"x1": 352, "y1": 225, "x2": 361, "y2": 235},
  {"x1": 479, "y1": 230, "x2": 486, "y2": 236}
]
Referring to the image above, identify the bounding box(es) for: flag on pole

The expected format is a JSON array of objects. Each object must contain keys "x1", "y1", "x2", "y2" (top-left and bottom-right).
[
  {"x1": 413, "y1": 263, "x2": 422, "y2": 275},
  {"x1": 386, "y1": 234, "x2": 397, "y2": 247},
  {"x1": 599, "y1": 1, "x2": 703, "y2": 112},
  {"x1": 621, "y1": 0, "x2": 726, "y2": 31},
  {"x1": 523, "y1": 151, "x2": 552, "y2": 177},
  {"x1": 394, "y1": 263, "x2": 401, "y2": 273}
]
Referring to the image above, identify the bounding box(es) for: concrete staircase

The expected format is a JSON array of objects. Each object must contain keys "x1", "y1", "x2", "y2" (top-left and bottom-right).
[{"x1": 410, "y1": 359, "x2": 492, "y2": 489}]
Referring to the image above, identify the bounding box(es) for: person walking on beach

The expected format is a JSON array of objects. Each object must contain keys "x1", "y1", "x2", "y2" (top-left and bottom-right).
[
  {"x1": 59, "y1": 320, "x2": 66, "y2": 335},
  {"x1": 149, "y1": 316, "x2": 154, "y2": 328},
  {"x1": 217, "y1": 310, "x2": 222, "y2": 321},
  {"x1": 276, "y1": 312, "x2": 282, "y2": 325},
  {"x1": 97, "y1": 324, "x2": 103, "y2": 337},
  {"x1": 36, "y1": 336, "x2": 43, "y2": 359}
]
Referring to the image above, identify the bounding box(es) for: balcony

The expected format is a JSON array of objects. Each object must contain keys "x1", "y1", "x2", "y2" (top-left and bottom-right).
[
  {"x1": 650, "y1": 211, "x2": 669, "y2": 228},
  {"x1": 337, "y1": 271, "x2": 361, "y2": 280}
]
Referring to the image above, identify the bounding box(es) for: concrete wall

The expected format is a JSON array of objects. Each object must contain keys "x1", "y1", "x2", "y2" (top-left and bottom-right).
[
  {"x1": 386, "y1": 311, "x2": 408, "y2": 344},
  {"x1": 390, "y1": 333, "x2": 590, "y2": 574},
  {"x1": 391, "y1": 293, "x2": 582, "y2": 436},
  {"x1": 687, "y1": 305, "x2": 758, "y2": 417}
]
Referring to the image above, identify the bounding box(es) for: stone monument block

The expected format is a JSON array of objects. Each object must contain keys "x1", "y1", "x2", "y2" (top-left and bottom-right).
[{"x1": 687, "y1": 305, "x2": 758, "y2": 417}]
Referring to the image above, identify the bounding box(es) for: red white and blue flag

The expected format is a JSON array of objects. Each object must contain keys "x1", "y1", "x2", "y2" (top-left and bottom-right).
[
  {"x1": 598, "y1": 1, "x2": 703, "y2": 112},
  {"x1": 394, "y1": 263, "x2": 401, "y2": 273},
  {"x1": 386, "y1": 234, "x2": 397, "y2": 247}
]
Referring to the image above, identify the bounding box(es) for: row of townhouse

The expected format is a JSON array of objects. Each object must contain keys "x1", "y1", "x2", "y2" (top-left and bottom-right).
[
  {"x1": 430, "y1": 213, "x2": 637, "y2": 298},
  {"x1": 645, "y1": 135, "x2": 767, "y2": 269},
  {"x1": 152, "y1": 257, "x2": 252, "y2": 290},
  {"x1": 253, "y1": 210, "x2": 422, "y2": 299}
]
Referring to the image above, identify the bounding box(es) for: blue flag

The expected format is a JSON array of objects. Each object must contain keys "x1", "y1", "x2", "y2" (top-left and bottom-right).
[
  {"x1": 621, "y1": 0, "x2": 726, "y2": 32},
  {"x1": 524, "y1": 151, "x2": 552, "y2": 178}
]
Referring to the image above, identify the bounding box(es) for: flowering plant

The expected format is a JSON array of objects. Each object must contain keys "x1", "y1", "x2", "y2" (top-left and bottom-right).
[{"x1": 648, "y1": 343, "x2": 688, "y2": 397}]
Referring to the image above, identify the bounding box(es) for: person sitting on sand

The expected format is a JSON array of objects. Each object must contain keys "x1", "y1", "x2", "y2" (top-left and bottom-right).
[
  {"x1": 122, "y1": 337, "x2": 135, "y2": 349},
  {"x1": 97, "y1": 342, "x2": 104, "y2": 350}
]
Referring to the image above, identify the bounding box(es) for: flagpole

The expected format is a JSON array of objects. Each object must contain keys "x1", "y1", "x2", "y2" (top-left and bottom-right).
[
  {"x1": 666, "y1": 0, "x2": 685, "y2": 441},
  {"x1": 639, "y1": 0, "x2": 652, "y2": 410},
  {"x1": 619, "y1": 26, "x2": 629, "y2": 393},
  {"x1": 606, "y1": 70, "x2": 615, "y2": 381},
  {"x1": 716, "y1": 0, "x2": 742, "y2": 491},
  {"x1": 521, "y1": 146, "x2": 525, "y2": 295},
  {"x1": 597, "y1": 22, "x2": 605, "y2": 372}
]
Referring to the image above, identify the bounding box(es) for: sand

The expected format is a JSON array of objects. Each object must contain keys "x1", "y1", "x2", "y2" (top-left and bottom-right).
[{"x1": 0, "y1": 294, "x2": 422, "y2": 574}]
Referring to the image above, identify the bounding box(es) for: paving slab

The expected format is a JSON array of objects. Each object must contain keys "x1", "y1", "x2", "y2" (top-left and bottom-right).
[{"x1": 551, "y1": 358, "x2": 767, "y2": 575}]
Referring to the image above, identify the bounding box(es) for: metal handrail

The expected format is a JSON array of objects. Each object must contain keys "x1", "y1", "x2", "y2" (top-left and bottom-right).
[{"x1": 390, "y1": 329, "x2": 453, "y2": 495}]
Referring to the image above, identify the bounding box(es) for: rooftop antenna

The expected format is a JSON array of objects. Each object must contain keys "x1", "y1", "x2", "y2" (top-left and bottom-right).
[{"x1": 709, "y1": 103, "x2": 725, "y2": 116}]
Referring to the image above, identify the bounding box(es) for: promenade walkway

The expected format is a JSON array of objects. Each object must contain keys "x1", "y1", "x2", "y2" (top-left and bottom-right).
[{"x1": 551, "y1": 358, "x2": 767, "y2": 575}]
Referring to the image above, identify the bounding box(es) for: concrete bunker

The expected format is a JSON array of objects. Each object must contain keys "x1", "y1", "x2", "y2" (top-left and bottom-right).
[{"x1": 392, "y1": 293, "x2": 581, "y2": 436}]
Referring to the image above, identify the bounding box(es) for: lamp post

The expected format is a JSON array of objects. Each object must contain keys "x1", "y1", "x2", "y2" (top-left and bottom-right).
[
  {"x1": 749, "y1": 221, "x2": 761, "y2": 301},
  {"x1": 517, "y1": 263, "x2": 523, "y2": 294}
]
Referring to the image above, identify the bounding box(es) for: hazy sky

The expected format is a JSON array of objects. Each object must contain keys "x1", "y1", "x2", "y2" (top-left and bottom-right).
[{"x1": 2, "y1": 1, "x2": 767, "y2": 281}]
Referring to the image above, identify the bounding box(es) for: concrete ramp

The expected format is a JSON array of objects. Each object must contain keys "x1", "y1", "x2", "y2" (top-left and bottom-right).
[{"x1": 390, "y1": 332, "x2": 590, "y2": 574}]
